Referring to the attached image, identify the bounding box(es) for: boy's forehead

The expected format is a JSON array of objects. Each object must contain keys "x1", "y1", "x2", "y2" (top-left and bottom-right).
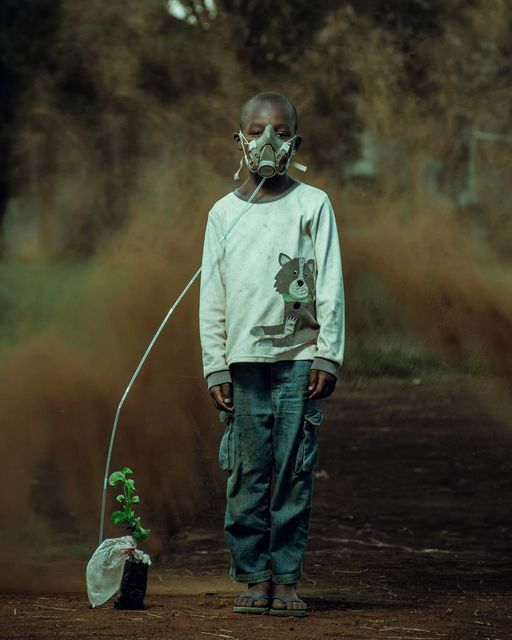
[{"x1": 243, "y1": 99, "x2": 295, "y2": 128}]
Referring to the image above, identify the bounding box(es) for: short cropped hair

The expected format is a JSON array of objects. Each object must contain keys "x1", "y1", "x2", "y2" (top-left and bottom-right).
[{"x1": 239, "y1": 92, "x2": 298, "y2": 133}]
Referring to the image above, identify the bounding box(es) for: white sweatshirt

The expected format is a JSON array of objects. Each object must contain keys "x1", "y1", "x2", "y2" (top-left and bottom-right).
[{"x1": 199, "y1": 179, "x2": 345, "y2": 389}]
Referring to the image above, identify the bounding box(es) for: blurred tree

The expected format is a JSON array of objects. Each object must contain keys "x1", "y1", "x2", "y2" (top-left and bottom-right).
[
  {"x1": 0, "y1": 0, "x2": 60, "y2": 237},
  {"x1": 171, "y1": 0, "x2": 346, "y2": 67},
  {"x1": 354, "y1": 0, "x2": 441, "y2": 98},
  {"x1": 218, "y1": 0, "x2": 340, "y2": 69},
  {"x1": 355, "y1": 0, "x2": 440, "y2": 34}
]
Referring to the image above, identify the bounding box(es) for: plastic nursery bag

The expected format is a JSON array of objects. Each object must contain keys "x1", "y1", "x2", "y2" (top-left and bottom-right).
[{"x1": 86, "y1": 535, "x2": 137, "y2": 608}]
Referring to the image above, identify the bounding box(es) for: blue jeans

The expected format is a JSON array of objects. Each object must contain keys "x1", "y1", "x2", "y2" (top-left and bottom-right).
[{"x1": 218, "y1": 360, "x2": 322, "y2": 584}]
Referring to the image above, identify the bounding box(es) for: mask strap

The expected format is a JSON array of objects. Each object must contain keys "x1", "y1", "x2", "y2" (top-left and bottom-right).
[
  {"x1": 233, "y1": 157, "x2": 244, "y2": 181},
  {"x1": 236, "y1": 131, "x2": 254, "y2": 179},
  {"x1": 288, "y1": 137, "x2": 306, "y2": 172},
  {"x1": 291, "y1": 160, "x2": 307, "y2": 172},
  {"x1": 283, "y1": 136, "x2": 307, "y2": 172}
]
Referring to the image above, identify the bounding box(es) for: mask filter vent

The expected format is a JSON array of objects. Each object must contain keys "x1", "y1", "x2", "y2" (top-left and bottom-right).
[
  {"x1": 258, "y1": 161, "x2": 276, "y2": 178},
  {"x1": 236, "y1": 124, "x2": 306, "y2": 180}
]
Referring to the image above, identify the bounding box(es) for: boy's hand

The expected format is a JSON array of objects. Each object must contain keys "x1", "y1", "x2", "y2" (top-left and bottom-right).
[
  {"x1": 210, "y1": 383, "x2": 234, "y2": 413},
  {"x1": 308, "y1": 369, "x2": 336, "y2": 400}
]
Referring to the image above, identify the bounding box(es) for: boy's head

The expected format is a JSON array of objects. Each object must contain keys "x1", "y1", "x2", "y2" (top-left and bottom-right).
[
  {"x1": 239, "y1": 92, "x2": 298, "y2": 135},
  {"x1": 234, "y1": 92, "x2": 302, "y2": 179}
]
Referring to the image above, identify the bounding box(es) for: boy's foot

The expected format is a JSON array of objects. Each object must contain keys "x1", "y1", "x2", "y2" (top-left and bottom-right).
[
  {"x1": 233, "y1": 580, "x2": 271, "y2": 614},
  {"x1": 270, "y1": 583, "x2": 308, "y2": 617}
]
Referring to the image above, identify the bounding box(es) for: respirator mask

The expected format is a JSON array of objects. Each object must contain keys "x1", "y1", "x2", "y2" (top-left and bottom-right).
[{"x1": 234, "y1": 123, "x2": 307, "y2": 180}]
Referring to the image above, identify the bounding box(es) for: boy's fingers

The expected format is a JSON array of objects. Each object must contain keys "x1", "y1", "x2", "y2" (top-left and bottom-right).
[
  {"x1": 309, "y1": 371, "x2": 336, "y2": 399},
  {"x1": 209, "y1": 387, "x2": 222, "y2": 410},
  {"x1": 309, "y1": 378, "x2": 324, "y2": 400},
  {"x1": 308, "y1": 369, "x2": 319, "y2": 395},
  {"x1": 209, "y1": 384, "x2": 234, "y2": 413},
  {"x1": 221, "y1": 383, "x2": 233, "y2": 406},
  {"x1": 221, "y1": 383, "x2": 234, "y2": 412}
]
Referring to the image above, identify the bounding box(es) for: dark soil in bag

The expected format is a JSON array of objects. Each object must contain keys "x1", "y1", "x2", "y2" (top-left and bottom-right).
[{"x1": 113, "y1": 557, "x2": 148, "y2": 610}]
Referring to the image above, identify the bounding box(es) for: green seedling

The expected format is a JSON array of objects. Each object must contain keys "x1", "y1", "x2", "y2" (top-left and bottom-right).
[{"x1": 108, "y1": 467, "x2": 150, "y2": 542}]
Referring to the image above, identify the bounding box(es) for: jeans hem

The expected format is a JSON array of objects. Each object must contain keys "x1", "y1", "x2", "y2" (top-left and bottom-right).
[
  {"x1": 230, "y1": 569, "x2": 272, "y2": 583},
  {"x1": 272, "y1": 571, "x2": 301, "y2": 585}
]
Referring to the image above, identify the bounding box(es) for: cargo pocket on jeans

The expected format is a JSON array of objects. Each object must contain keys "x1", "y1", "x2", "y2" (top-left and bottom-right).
[
  {"x1": 295, "y1": 408, "x2": 322, "y2": 473},
  {"x1": 218, "y1": 411, "x2": 234, "y2": 472}
]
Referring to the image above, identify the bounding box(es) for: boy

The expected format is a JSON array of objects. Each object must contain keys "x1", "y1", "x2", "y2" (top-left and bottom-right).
[{"x1": 199, "y1": 92, "x2": 345, "y2": 616}]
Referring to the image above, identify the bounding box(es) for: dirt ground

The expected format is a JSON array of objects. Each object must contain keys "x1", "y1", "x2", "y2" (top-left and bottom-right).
[{"x1": 2, "y1": 375, "x2": 512, "y2": 639}]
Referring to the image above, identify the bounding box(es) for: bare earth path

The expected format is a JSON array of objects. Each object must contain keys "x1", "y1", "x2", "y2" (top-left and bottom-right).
[{"x1": 2, "y1": 375, "x2": 512, "y2": 639}]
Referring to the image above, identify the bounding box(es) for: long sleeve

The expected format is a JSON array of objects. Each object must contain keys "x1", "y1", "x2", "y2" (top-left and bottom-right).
[
  {"x1": 311, "y1": 197, "x2": 345, "y2": 377},
  {"x1": 199, "y1": 209, "x2": 232, "y2": 389}
]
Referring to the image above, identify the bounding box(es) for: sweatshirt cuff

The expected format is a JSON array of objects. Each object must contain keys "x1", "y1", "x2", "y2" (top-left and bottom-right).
[
  {"x1": 206, "y1": 369, "x2": 232, "y2": 390},
  {"x1": 312, "y1": 357, "x2": 339, "y2": 379}
]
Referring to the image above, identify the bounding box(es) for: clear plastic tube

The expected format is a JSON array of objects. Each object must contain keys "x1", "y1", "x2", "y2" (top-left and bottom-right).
[{"x1": 98, "y1": 177, "x2": 267, "y2": 544}]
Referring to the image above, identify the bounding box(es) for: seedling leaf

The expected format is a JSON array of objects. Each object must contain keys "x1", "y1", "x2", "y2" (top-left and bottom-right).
[
  {"x1": 132, "y1": 525, "x2": 150, "y2": 541},
  {"x1": 108, "y1": 471, "x2": 125, "y2": 486},
  {"x1": 111, "y1": 510, "x2": 128, "y2": 524}
]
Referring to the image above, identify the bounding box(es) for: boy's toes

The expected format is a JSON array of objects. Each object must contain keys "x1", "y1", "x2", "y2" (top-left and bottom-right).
[
  {"x1": 234, "y1": 594, "x2": 269, "y2": 608},
  {"x1": 234, "y1": 582, "x2": 271, "y2": 611},
  {"x1": 271, "y1": 596, "x2": 307, "y2": 611}
]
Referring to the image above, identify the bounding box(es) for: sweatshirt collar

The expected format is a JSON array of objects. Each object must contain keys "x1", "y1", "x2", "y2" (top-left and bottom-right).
[{"x1": 233, "y1": 179, "x2": 301, "y2": 204}]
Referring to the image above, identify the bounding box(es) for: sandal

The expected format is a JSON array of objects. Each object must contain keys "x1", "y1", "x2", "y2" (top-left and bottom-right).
[
  {"x1": 270, "y1": 595, "x2": 308, "y2": 617},
  {"x1": 233, "y1": 592, "x2": 270, "y2": 614}
]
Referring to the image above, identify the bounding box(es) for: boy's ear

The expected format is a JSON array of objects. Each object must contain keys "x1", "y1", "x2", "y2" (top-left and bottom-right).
[
  {"x1": 293, "y1": 135, "x2": 303, "y2": 153},
  {"x1": 233, "y1": 131, "x2": 242, "y2": 150}
]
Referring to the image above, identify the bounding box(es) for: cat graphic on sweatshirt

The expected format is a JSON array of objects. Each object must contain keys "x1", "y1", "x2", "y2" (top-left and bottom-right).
[{"x1": 250, "y1": 253, "x2": 320, "y2": 347}]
